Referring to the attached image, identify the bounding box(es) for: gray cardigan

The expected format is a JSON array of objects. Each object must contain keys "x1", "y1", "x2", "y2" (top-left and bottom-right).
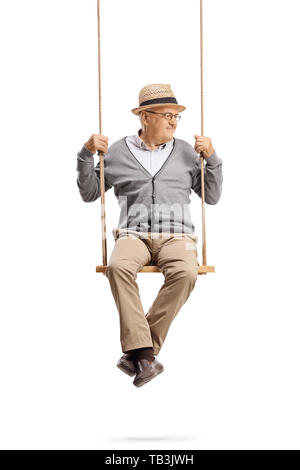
[{"x1": 76, "y1": 136, "x2": 223, "y2": 234}]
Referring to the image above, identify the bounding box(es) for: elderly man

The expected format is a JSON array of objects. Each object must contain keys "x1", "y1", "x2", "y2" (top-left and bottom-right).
[{"x1": 76, "y1": 83, "x2": 223, "y2": 387}]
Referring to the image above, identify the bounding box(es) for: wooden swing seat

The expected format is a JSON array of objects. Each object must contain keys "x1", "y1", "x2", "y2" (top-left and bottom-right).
[
  {"x1": 96, "y1": 264, "x2": 215, "y2": 274},
  {"x1": 94, "y1": 0, "x2": 216, "y2": 276}
]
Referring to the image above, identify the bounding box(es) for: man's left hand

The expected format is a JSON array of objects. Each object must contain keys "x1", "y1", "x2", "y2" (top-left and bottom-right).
[{"x1": 194, "y1": 135, "x2": 215, "y2": 159}]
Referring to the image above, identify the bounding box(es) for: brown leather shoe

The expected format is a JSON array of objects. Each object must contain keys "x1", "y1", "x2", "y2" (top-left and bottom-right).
[
  {"x1": 133, "y1": 358, "x2": 164, "y2": 387},
  {"x1": 117, "y1": 353, "x2": 136, "y2": 377}
]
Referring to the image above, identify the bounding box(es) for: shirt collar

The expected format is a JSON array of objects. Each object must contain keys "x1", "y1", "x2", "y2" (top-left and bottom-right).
[{"x1": 134, "y1": 128, "x2": 171, "y2": 150}]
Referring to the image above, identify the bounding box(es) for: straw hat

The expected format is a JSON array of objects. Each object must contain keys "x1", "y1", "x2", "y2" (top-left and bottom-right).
[{"x1": 131, "y1": 83, "x2": 186, "y2": 116}]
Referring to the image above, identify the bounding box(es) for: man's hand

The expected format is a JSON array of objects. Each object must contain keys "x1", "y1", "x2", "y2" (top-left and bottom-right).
[
  {"x1": 194, "y1": 135, "x2": 215, "y2": 159},
  {"x1": 84, "y1": 134, "x2": 109, "y2": 154}
]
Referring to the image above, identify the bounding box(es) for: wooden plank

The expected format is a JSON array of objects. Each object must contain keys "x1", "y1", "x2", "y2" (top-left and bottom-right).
[{"x1": 96, "y1": 265, "x2": 215, "y2": 274}]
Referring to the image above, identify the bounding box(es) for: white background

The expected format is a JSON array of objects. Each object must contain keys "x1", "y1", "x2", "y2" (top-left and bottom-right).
[{"x1": 0, "y1": 0, "x2": 300, "y2": 450}]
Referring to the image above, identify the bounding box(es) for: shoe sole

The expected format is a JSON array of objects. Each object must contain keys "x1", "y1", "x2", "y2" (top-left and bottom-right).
[
  {"x1": 117, "y1": 362, "x2": 136, "y2": 377},
  {"x1": 133, "y1": 367, "x2": 164, "y2": 387}
]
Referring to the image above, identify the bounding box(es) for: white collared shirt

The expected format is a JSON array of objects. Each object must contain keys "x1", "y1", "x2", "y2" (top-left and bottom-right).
[{"x1": 125, "y1": 128, "x2": 174, "y2": 177}]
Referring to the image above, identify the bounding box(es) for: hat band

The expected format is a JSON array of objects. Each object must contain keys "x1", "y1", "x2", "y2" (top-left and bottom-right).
[{"x1": 139, "y1": 97, "x2": 178, "y2": 107}]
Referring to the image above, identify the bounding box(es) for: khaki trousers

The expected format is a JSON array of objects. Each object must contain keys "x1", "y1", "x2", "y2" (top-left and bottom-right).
[{"x1": 105, "y1": 228, "x2": 200, "y2": 356}]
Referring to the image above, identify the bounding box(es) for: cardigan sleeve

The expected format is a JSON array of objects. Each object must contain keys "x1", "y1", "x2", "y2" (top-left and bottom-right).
[
  {"x1": 76, "y1": 145, "x2": 113, "y2": 202},
  {"x1": 191, "y1": 151, "x2": 223, "y2": 204}
]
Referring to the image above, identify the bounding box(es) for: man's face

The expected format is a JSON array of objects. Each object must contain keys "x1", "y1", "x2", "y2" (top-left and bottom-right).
[{"x1": 141, "y1": 105, "x2": 180, "y2": 141}]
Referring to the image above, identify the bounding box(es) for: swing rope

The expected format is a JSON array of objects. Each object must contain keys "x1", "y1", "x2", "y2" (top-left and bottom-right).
[
  {"x1": 95, "y1": 0, "x2": 213, "y2": 275},
  {"x1": 96, "y1": 0, "x2": 107, "y2": 268},
  {"x1": 199, "y1": 0, "x2": 207, "y2": 266}
]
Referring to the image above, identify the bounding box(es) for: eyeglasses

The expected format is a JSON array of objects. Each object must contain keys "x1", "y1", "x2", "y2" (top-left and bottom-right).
[{"x1": 145, "y1": 110, "x2": 182, "y2": 122}]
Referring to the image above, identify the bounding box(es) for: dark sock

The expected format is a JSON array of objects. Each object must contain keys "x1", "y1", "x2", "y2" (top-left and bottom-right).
[
  {"x1": 124, "y1": 350, "x2": 135, "y2": 361},
  {"x1": 125, "y1": 347, "x2": 155, "y2": 366}
]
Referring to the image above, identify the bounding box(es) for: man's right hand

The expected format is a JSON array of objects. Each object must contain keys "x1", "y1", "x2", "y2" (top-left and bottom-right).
[{"x1": 84, "y1": 134, "x2": 109, "y2": 154}]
